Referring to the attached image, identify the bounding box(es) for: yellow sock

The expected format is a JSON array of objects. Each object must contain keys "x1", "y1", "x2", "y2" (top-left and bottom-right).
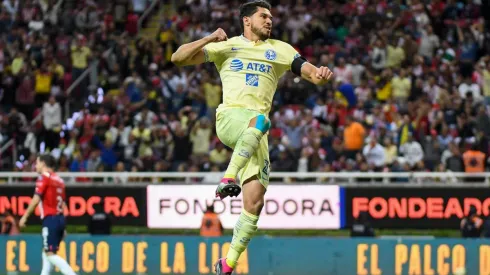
[
  {"x1": 226, "y1": 209, "x2": 259, "y2": 268},
  {"x1": 223, "y1": 128, "x2": 263, "y2": 180}
]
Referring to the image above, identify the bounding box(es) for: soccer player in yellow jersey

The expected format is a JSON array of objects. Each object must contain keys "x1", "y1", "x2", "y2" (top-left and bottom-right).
[{"x1": 171, "y1": 1, "x2": 333, "y2": 274}]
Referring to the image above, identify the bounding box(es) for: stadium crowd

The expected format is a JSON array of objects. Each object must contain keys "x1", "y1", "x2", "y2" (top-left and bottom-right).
[{"x1": 1, "y1": 0, "x2": 490, "y2": 177}]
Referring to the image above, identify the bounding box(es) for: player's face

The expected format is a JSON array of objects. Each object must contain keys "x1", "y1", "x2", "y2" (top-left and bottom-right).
[
  {"x1": 250, "y1": 7, "x2": 273, "y2": 40},
  {"x1": 35, "y1": 158, "x2": 44, "y2": 173}
]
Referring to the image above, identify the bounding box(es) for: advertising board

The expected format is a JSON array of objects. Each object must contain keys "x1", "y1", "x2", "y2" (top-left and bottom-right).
[
  {"x1": 0, "y1": 186, "x2": 146, "y2": 226},
  {"x1": 2, "y1": 235, "x2": 490, "y2": 275},
  {"x1": 147, "y1": 185, "x2": 343, "y2": 229},
  {"x1": 344, "y1": 187, "x2": 490, "y2": 228}
]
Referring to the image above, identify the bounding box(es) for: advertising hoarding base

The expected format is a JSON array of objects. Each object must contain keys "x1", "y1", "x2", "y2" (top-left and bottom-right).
[{"x1": 1, "y1": 235, "x2": 490, "y2": 275}]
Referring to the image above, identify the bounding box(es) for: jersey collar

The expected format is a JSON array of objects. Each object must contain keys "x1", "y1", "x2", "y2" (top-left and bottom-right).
[{"x1": 240, "y1": 34, "x2": 268, "y2": 45}]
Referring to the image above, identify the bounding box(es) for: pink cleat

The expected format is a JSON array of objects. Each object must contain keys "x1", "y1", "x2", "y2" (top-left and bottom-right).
[
  {"x1": 214, "y1": 258, "x2": 234, "y2": 275},
  {"x1": 215, "y1": 178, "x2": 241, "y2": 200}
]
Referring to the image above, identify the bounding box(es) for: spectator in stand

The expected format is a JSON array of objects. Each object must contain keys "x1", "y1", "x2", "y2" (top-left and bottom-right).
[
  {"x1": 462, "y1": 143, "x2": 486, "y2": 182},
  {"x1": 201, "y1": 70, "x2": 221, "y2": 119},
  {"x1": 391, "y1": 68, "x2": 411, "y2": 107},
  {"x1": 482, "y1": 60, "x2": 490, "y2": 105},
  {"x1": 475, "y1": 106, "x2": 490, "y2": 138},
  {"x1": 71, "y1": 35, "x2": 91, "y2": 104},
  {"x1": 42, "y1": 96, "x2": 62, "y2": 151},
  {"x1": 86, "y1": 150, "x2": 101, "y2": 172},
  {"x1": 343, "y1": 115, "x2": 365, "y2": 160},
  {"x1": 69, "y1": 152, "x2": 87, "y2": 172},
  {"x1": 333, "y1": 57, "x2": 352, "y2": 84},
  {"x1": 169, "y1": 120, "x2": 194, "y2": 170},
  {"x1": 419, "y1": 25, "x2": 440, "y2": 61},
  {"x1": 92, "y1": 130, "x2": 119, "y2": 171},
  {"x1": 383, "y1": 137, "x2": 398, "y2": 167},
  {"x1": 125, "y1": 6, "x2": 139, "y2": 37},
  {"x1": 386, "y1": 35, "x2": 405, "y2": 69},
  {"x1": 444, "y1": 142, "x2": 465, "y2": 172},
  {"x1": 209, "y1": 142, "x2": 228, "y2": 169},
  {"x1": 370, "y1": 37, "x2": 387, "y2": 73},
  {"x1": 363, "y1": 134, "x2": 386, "y2": 171},
  {"x1": 399, "y1": 133, "x2": 424, "y2": 169},
  {"x1": 35, "y1": 63, "x2": 53, "y2": 107},
  {"x1": 423, "y1": 137, "x2": 443, "y2": 171},
  {"x1": 190, "y1": 117, "x2": 211, "y2": 157}
]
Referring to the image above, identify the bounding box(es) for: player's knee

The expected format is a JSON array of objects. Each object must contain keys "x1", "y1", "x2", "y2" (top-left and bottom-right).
[
  {"x1": 45, "y1": 251, "x2": 55, "y2": 256},
  {"x1": 244, "y1": 197, "x2": 264, "y2": 215},
  {"x1": 250, "y1": 114, "x2": 270, "y2": 134}
]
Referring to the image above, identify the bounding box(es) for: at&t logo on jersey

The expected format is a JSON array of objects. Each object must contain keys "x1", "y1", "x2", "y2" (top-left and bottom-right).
[
  {"x1": 265, "y1": 49, "x2": 277, "y2": 60},
  {"x1": 247, "y1": 62, "x2": 272, "y2": 73},
  {"x1": 230, "y1": 59, "x2": 244, "y2": 72},
  {"x1": 229, "y1": 59, "x2": 272, "y2": 73}
]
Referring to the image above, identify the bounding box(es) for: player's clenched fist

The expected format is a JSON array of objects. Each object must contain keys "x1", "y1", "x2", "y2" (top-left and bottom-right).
[
  {"x1": 315, "y1": 66, "x2": 333, "y2": 80},
  {"x1": 208, "y1": 28, "x2": 228, "y2": 42}
]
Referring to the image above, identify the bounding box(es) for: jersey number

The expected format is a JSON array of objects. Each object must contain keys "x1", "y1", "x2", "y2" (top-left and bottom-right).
[{"x1": 56, "y1": 196, "x2": 64, "y2": 214}]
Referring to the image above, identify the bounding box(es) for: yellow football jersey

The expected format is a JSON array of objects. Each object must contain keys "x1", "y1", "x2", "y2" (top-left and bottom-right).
[{"x1": 203, "y1": 35, "x2": 300, "y2": 116}]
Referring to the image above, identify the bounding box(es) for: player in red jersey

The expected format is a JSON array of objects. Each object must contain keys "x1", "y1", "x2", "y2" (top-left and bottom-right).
[{"x1": 19, "y1": 154, "x2": 77, "y2": 275}]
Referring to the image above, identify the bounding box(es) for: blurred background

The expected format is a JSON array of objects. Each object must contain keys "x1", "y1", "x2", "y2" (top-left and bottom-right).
[{"x1": 0, "y1": 0, "x2": 490, "y2": 274}]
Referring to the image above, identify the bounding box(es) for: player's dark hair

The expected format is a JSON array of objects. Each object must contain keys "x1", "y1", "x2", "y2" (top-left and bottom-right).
[
  {"x1": 239, "y1": 0, "x2": 271, "y2": 31},
  {"x1": 39, "y1": 154, "x2": 56, "y2": 169}
]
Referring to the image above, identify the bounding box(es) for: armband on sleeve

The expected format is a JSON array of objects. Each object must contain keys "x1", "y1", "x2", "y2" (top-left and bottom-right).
[{"x1": 291, "y1": 56, "x2": 308, "y2": 76}]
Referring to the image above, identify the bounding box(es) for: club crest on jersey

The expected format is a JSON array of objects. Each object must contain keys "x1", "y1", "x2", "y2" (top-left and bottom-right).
[{"x1": 265, "y1": 49, "x2": 277, "y2": 61}]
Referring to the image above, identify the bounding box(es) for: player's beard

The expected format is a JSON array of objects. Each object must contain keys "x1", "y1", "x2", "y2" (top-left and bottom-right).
[{"x1": 251, "y1": 24, "x2": 270, "y2": 41}]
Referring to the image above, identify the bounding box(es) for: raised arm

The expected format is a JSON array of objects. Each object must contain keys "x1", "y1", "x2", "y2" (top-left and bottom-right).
[
  {"x1": 286, "y1": 43, "x2": 333, "y2": 85},
  {"x1": 171, "y1": 28, "x2": 228, "y2": 67},
  {"x1": 299, "y1": 62, "x2": 333, "y2": 86}
]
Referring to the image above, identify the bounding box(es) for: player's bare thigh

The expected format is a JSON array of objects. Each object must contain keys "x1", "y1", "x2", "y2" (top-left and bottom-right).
[{"x1": 242, "y1": 176, "x2": 266, "y2": 216}]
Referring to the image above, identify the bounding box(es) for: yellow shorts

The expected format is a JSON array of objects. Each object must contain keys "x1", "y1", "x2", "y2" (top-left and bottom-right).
[{"x1": 216, "y1": 108, "x2": 270, "y2": 189}]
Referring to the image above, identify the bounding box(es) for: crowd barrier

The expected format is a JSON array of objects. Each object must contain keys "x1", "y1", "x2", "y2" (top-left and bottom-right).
[
  {"x1": 1, "y1": 184, "x2": 490, "y2": 229},
  {"x1": 1, "y1": 171, "x2": 490, "y2": 185},
  {"x1": 1, "y1": 235, "x2": 490, "y2": 275}
]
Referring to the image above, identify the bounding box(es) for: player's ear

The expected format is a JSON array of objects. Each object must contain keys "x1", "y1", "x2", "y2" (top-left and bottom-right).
[{"x1": 243, "y1": 16, "x2": 251, "y2": 27}]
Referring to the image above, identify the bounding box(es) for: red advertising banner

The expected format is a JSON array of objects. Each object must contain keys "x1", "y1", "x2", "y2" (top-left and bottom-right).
[
  {"x1": 344, "y1": 187, "x2": 490, "y2": 228},
  {"x1": 0, "y1": 186, "x2": 146, "y2": 226}
]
